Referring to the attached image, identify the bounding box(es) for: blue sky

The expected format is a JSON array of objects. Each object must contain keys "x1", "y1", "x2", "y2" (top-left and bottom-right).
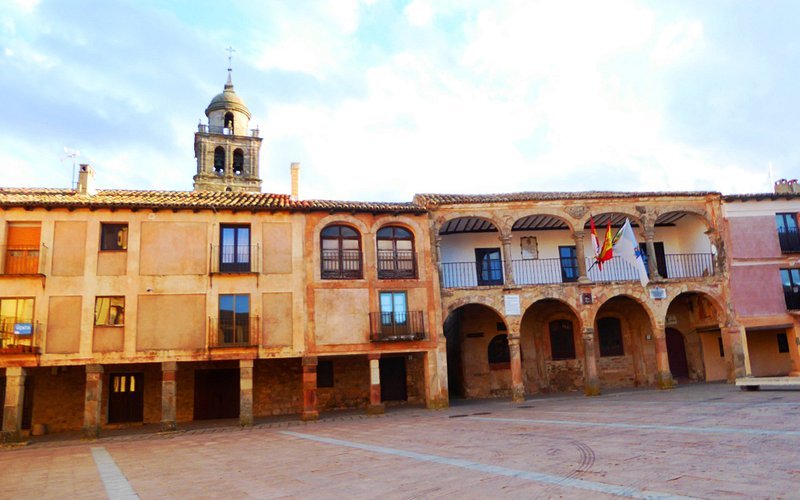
[{"x1": 1, "y1": 0, "x2": 798, "y2": 201}]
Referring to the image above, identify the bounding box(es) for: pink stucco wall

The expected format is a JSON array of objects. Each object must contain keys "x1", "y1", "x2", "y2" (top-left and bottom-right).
[
  {"x1": 727, "y1": 216, "x2": 781, "y2": 259},
  {"x1": 730, "y1": 264, "x2": 786, "y2": 317}
]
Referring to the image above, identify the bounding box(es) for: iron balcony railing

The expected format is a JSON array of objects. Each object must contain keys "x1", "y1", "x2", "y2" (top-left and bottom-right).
[
  {"x1": 513, "y1": 258, "x2": 566, "y2": 285},
  {"x1": 778, "y1": 228, "x2": 800, "y2": 253},
  {"x1": 1, "y1": 245, "x2": 47, "y2": 275},
  {"x1": 377, "y1": 250, "x2": 417, "y2": 279},
  {"x1": 0, "y1": 321, "x2": 41, "y2": 354},
  {"x1": 369, "y1": 311, "x2": 426, "y2": 342},
  {"x1": 197, "y1": 124, "x2": 261, "y2": 137},
  {"x1": 210, "y1": 244, "x2": 260, "y2": 274},
  {"x1": 208, "y1": 315, "x2": 260, "y2": 348},
  {"x1": 439, "y1": 261, "x2": 505, "y2": 288},
  {"x1": 321, "y1": 249, "x2": 363, "y2": 279}
]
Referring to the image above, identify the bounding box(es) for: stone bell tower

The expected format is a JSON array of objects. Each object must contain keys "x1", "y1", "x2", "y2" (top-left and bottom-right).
[{"x1": 193, "y1": 63, "x2": 263, "y2": 192}]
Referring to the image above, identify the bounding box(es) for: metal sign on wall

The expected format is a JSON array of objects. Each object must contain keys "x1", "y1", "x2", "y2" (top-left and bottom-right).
[{"x1": 504, "y1": 295, "x2": 521, "y2": 316}]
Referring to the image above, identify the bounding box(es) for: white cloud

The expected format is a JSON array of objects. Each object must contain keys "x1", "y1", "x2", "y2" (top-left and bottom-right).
[
  {"x1": 404, "y1": 0, "x2": 434, "y2": 27},
  {"x1": 652, "y1": 20, "x2": 704, "y2": 65}
]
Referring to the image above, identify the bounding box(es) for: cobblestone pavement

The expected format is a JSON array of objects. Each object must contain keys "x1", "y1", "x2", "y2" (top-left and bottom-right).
[{"x1": 2, "y1": 383, "x2": 799, "y2": 499}]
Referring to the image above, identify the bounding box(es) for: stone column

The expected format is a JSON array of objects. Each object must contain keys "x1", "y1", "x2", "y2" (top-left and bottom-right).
[
  {"x1": 434, "y1": 235, "x2": 445, "y2": 290},
  {"x1": 653, "y1": 326, "x2": 675, "y2": 389},
  {"x1": 573, "y1": 230, "x2": 590, "y2": 283},
  {"x1": 240, "y1": 359, "x2": 254, "y2": 427},
  {"x1": 161, "y1": 362, "x2": 178, "y2": 432},
  {"x1": 367, "y1": 353, "x2": 385, "y2": 414},
  {"x1": 507, "y1": 332, "x2": 525, "y2": 402},
  {"x1": 500, "y1": 234, "x2": 515, "y2": 285},
  {"x1": 301, "y1": 356, "x2": 319, "y2": 421},
  {"x1": 722, "y1": 325, "x2": 746, "y2": 382},
  {"x1": 644, "y1": 227, "x2": 661, "y2": 280},
  {"x1": 424, "y1": 342, "x2": 449, "y2": 409},
  {"x1": 582, "y1": 328, "x2": 601, "y2": 396},
  {"x1": 83, "y1": 364, "x2": 104, "y2": 439},
  {"x1": 1, "y1": 367, "x2": 27, "y2": 443}
]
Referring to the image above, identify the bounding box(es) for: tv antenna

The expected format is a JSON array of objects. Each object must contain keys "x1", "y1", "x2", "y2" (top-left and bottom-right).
[{"x1": 61, "y1": 147, "x2": 80, "y2": 189}]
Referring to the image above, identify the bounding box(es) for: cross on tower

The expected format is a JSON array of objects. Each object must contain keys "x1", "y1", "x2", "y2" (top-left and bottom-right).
[{"x1": 226, "y1": 46, "x2": 236, "y2": 70}]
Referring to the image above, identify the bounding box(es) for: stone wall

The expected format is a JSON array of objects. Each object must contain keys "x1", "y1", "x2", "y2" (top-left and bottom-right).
[{"x1": 29, "y1": 366, "x2": 84, "y2": 433}]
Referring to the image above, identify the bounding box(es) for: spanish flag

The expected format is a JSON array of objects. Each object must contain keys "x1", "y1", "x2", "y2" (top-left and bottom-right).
[{"x1": 597, "y1": 222, "x2": 614, "y2": 270}]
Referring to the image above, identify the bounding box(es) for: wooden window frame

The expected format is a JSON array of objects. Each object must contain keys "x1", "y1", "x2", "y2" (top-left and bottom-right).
[{"x1": 321, "y1": 225, "x2": 363, "y2": 279}]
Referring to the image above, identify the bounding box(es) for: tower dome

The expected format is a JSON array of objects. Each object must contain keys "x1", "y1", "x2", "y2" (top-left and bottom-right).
[{"x1": 205, "y1": 72, "x2": 251, "y2": 119}]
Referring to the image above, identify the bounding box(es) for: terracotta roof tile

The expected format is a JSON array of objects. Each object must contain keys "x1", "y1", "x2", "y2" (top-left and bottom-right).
[
  {"x1": 0, "y1": 188, "x2": 425, "y2": 213},
  {"x1": 414, "y1": 191, "x2": 719, "y2": 206},
  {"x1": 723, "y1": 192, "x2": 800, "y2": 202}
]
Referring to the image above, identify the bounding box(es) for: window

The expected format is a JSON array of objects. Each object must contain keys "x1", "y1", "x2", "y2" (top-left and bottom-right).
[
  {"x1": 377, "y1": 226, "x2": 416, "y2": 279},
  {"x1": 776, "y1": 213, "x2": 800, "y2": 252},
  {"x1": 475, "y1": 248, "x2": 503, "y2": 286},
  {"x1": 549, "y1": 319, "x2": 576, "y2": 360},
  {"x1": 597, "y1": 317, "x2": 624, "y2": 357},
  {"x1": 559, "y1": 245, "x2": 578, "y2": 283},
  {"x1": 380, "y1": 292, "x2": 408, "y2": 326},
  {"x1": 777, "y1": 332, "x2": 790, "y2": 353},
  {"x1": 100, "y1": 223, "x2": 128, "y2": 251},
  {"x1": 214, "y1": 146, "x2": 225, "y2": 175},
  {"x1": 219, "y1": 294, "x2": 250, "y2": 345},
  {"x1": 4, "y1": 223, "x2": 41, "y2": 275},
  {"x1": 94, "y1": 297, "x2": 125, "y2": 326},
  {"x1": 0, "y1": 298, "x2": 34, "y2": 347},
  {"x1": 220, "y1": 224, "x2": 250, "y2": 272},
  {"x1": 321, "y1": 225, "x2": 362, "y2": 279},
  {"x1": 487, "y1": 334, "x2": 510, "y2": 369},
  {"x1": 224, "y1": 112, "x2": 235, "y2": 133},
  {"x1": 317, "y1": 360, "x2": 334, "y2": 388},
  {"x1": 233, "y1": 149, "x2": 244, "y2": 176},
  {"x1": 780, "y1": 269, "x2": 800, "y2": 310}
]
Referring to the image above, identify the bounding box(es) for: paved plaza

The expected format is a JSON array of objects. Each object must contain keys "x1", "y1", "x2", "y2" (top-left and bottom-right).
[{"x1": 1, "y1": 382, "x2": 799, "y2": 499}]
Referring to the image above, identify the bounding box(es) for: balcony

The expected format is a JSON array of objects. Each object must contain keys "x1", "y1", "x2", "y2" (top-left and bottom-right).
[
  {"x1": 778, "y1": 228, "x2": 800, "y2": 253},
  {"x1": 321, "y1": 249, "x2": 363, "y2": 279},
  {"x1": 1, "y1": 245, "x2": 46, "y2": 275},
  {"x1": 197, "y1": 124, "x2": 261, "y2": 137},
  {"x1": 377, "y1": 250, "x2": 417, "y2": 279},
  {"x1": 439, "y1": 253, "x2": 715, "y2": 288},
  {"x1": 0, "y1": 322, "x2": 40, "y2": 354},
  {"x1": 208, "y1": 315, "x2": 260, "y2": 348},
  {"x1": 369, "y1": 311, "x2": 426, "y2": 342},
  {"x1": 210, "y1": 244, "x2": 260, "y2": 274}
]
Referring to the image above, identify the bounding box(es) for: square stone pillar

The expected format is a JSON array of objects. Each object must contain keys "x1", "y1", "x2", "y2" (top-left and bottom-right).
[
  {"x1": 582, "y1": 328, "x2": 601, "y2": 396},
  {"x1": 240, "y1": 360, "x2": 254, "y2": 427},
  {"x1": 653, "y1": 327, "x2": 675, "y2": 389},
  {"x1": 507, "y1": 333, "x2": 525, "y2": 402},
  {"x1": 301, "y1": 356, "x2": 319, "y2": 421},
  {"x1": 161, "y1": 362, "x2": 178, "y2": 432},
  {"x1": 367, "y1": 353, "x2": 384, "y2": 414},
  {"x1": 83, "y1": 364, "x2": 104, "y2": 439},
  {"x1": 722, "y1": 325, "x2": 746, "y2": 382},
  {"x1": 1, "y1": 367, "x2": 27, "y2": 443},
  {"x1": 423, "y1": 344, "x2": 449, "y2": 409}
]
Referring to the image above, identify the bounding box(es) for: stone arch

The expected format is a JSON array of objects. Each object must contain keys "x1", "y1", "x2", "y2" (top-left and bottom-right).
[
  {"x1": 370, "y1": 216, "x2": 425, "y2": 241},
  {"x1": 213, "y1": 146, "x2": 225, "y2": 175},
  {"x1": 593, "y1": 292, "x2": 657, "y2": 330},
  {"x1": 665, "y1": 290, "x2": 727, "y2": 382},
  {"x1": 445, "y1": 296, "x2": 505, "y2": 322}
]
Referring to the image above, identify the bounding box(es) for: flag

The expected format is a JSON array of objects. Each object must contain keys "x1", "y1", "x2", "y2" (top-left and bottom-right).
[
  {"x1": 612, "y1": 218, "x2": 649, "y2": 287},
  {"x1": 589, "y1": 216, "x2": 601, "y2": 262},
  {"x1": 598, "y1": 222, "x2": 614, "y2": 270}
]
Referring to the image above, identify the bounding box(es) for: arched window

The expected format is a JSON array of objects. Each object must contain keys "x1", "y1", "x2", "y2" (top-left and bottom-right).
[
  {"x1": 487, "y1": 334, "x2": 510, "y2": 369},
  {"x1": 377, "y1": 226, "x2": 416, "y2": 279},
  {"x1": 214, "y1": 147, "x2": 225, "y2": 175},
  {"x1": 224, "y1": 112, "x2": 234, "y2": 134},
  {"x1": 233, "y1": 149, "x2": 244, "y2": 176},
  {"x1": 549, "y1": 319, "x2": 576, "y2": 360},
  {"x1": 597, "y1": 317, "x2": 624, "y2": 357},
  {"x1": 321, "y1": 225, "x2": 362, "y2": 279}
]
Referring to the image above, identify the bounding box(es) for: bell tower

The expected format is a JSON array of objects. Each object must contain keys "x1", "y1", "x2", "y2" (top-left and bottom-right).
[{"x1": 193, "y1": 53, "x2": 263, "y2": 192}]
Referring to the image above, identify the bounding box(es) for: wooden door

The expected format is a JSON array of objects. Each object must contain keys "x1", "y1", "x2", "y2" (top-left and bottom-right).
[
  {"x1": 108, "y1": 373, "x2": 144, "y2": 424},
  {"x1": 666, "y1": 328, "x2": 689, "y2": 378},
  {"x1": 380, "y1": 357, "x2": 407, "y2": 402},
  {"x1": 193, "y1": 369, "x2": 239, "y2": 420}
]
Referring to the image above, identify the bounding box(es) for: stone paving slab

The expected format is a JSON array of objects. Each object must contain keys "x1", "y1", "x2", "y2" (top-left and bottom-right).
[{"x1": 1, "y1": 383, "x2": 799, "y2": 498}]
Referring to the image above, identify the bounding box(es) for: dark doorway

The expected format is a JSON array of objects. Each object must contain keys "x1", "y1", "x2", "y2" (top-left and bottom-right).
[
  {"x1": 444, "y1": 310, "x2": 465, "y2": 398},
  {"x1": 194, "y1": 369, "x2": 239, "y2": 420},
  {"x1": 666, "y1": 328, "x2": 689, "y2": 378},
  {"x1": 380, "y1": 357, "x2": 407, "y2": 402},
  {"x1": 474, "y1": 248, "x2": 503, "y2": 285},
  {"x1": 108, "y1": 373, "x2": 144, "y2": 424},
  {"x1": 0, "y1": 376, "x2": 34, "y2": 430},
  {"x1": 639, "y1": 242, "x2": 668, "y2": 278}
]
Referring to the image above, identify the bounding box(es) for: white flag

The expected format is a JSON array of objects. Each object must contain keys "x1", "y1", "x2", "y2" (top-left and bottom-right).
[{"x1": 612, "y1": 219, "x2": 649, "y2": 287}]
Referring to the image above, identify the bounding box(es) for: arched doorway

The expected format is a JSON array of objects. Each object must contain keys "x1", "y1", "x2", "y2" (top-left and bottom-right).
[
  {"x1": 593, "y1": 295, "x2": 656, "y2": 388},
  {"x1": 666, "y1": 328, "x2": 689, "y2": 378},
  {"x1": 666, "y1": 292, "x2": 724, "y2": 381},
  {"x1": 443, "y1": 304, "x2": 510, "y2": 399},
  {"x1": 520, "y1": 299, "x2": 582, "y2": 393}
]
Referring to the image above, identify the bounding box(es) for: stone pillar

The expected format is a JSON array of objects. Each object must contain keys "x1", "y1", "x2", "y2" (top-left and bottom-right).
[
  {"x1": 653, "y1": 326, "x2": 675, "y2": 389},
  {"x1": 83, "y1": 364, "x2": 104, "y2": 439},
  {"x1": 1, "y1": 367, "x2": 27, "y2": 443},
  {"x1": 644, "y1": 227, "x2": 662, "y2": 280},
  {"x1": 582, "y1": 328, "x2": 601, "y2": 396},
  {"x1": 301, "y1": 356, "x2": 319, "y2": 421},
  {"x1": 161, "y1": 362, "x2": 177, "y2": 432},
  {"x1": 507, "y1": 332, "x2": 525, "y2": 402},
  {"x1": 434, "y1": 235, "x2": 445, "y2": 290},
  {"x1": 788, "y1": 323, "x2": 800, "y2": 377},
  {"x1": 367, "y1": 353, "x2": 385, "y2": 414},
  {"x1": 500, "y1": 234, "x2": 515, "y2": 285},
  {"x1": 240, "y1": 360, "x2": 254, "y2": 427},
  {"x1": 573, "y1": 230, "x2": 590, "y2": 283},
  {"x1": 722, "y1": 325, "x2": 746, "y2": 382},
  {"x1": 424, "y1": 342, "x2": 449, "y2": 409}
]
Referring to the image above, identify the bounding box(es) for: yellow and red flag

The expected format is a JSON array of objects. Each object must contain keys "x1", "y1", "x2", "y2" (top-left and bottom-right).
[
  {"x1": 597, "y1": 222, "x2": 614, "y2": 270},
  {"x1": 589, "y1": 216, "x2": 601, "y2": 261}
]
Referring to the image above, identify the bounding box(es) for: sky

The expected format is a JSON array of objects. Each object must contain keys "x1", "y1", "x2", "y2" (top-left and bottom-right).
[{"x1": 1, "y1": 0, "x2": 799, "y2": 202}]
